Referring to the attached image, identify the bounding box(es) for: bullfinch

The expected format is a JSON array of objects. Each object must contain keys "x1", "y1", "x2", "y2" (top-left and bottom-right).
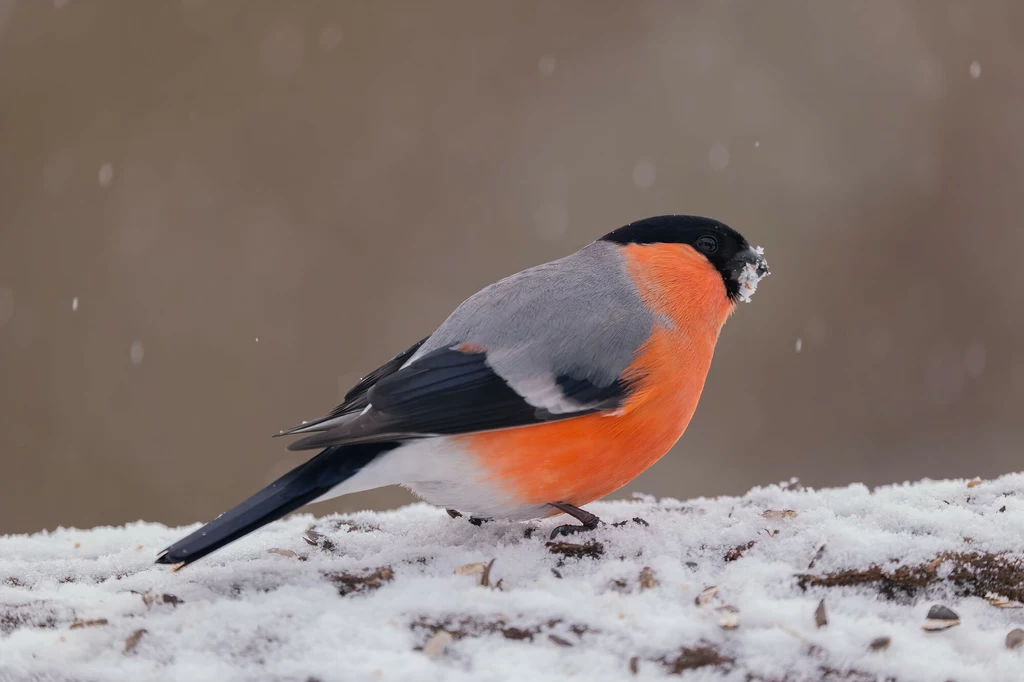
[{"x1": 157, "y1": 215, "x2": 769, "y2": 566}]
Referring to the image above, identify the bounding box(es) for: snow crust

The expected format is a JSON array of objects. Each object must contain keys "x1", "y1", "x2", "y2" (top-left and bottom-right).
[{"x1": 3, "y1": 474, "x2": 1024, "y2": 682}]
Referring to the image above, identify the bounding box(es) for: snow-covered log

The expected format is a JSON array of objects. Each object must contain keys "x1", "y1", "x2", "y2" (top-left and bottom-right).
[{"x1": 3, "y1": 474, "x2": 1024, "y2": 682}]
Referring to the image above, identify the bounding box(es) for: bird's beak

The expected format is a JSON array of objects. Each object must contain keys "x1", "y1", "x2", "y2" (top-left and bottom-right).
[
  {"x1": 738, "y1": 246, "x2": 769, "y2": 279},
  {"x1": 729, "y1": 246, "x2": 770, "y2": 303}
]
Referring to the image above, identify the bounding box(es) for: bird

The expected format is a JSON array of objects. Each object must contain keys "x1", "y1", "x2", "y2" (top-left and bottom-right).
[{"x1": 156, "y1": 215, "x2": 769, "y2": 567}]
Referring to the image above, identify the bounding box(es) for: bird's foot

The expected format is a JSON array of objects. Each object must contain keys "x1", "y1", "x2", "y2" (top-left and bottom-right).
[
  {"x1": 548, "y1": 501, "x2": 602, "y2": 540},
  {"x1": 549, "y1": 523, "x2": 600, "y2": 539},
  {"x1": 446, "y1": 509, "x2": 463, "y2": 518}
]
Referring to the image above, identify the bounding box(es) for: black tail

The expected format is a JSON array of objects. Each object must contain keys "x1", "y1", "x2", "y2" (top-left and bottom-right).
[{"x1": 155, "y1": 442, "x2": 399, "y2": 567}]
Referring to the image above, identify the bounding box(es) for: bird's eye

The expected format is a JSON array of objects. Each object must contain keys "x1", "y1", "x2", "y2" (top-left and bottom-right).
[{"x1": 696, "y1": 235, "x2": 718, "y2": 254}]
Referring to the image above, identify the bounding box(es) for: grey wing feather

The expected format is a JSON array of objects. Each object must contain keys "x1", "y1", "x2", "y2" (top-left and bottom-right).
[
  {"x1": 283, "y1": 241, "x2": 653, "y2": 451},
  {"x1": 410, "y1": 240, "x2": 653, "y2": 390}
]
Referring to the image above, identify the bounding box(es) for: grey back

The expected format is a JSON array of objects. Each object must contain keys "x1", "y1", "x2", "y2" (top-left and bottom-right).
[{"x1": 412, "y1": 241, "x2": 654, "y2": 389}]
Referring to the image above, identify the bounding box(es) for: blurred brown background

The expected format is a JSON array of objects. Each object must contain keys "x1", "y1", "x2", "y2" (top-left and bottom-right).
[{"x1": 2, "y1": 1, "x2": 1023, "y2": 534}]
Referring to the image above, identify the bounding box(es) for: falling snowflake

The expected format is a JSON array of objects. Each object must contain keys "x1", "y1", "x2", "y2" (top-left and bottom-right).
[
  {"x1": 709, "y1": 143, "x2": 730, "y2": 171},
  {"x1": 98, "y1": 163, "x2": 114, "y2": 187},
  {"x1": 632, "y1": 160, "x2": 655, "y2": 189},
  {"x1": 319, "y1": 24, "x2": 342, "y2": 51},
  {"x1": 130, "y1": 341, "x2": 145, "y2": 365}
]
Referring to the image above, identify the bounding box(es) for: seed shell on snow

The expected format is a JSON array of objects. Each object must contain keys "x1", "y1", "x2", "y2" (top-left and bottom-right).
[
  {"x1": 985, "y1": 592, "x2": 1024, "y2": 609},
  {"x1": 718, "y1": 614, "x2": 740, "y2": 630},
  {"x1": 638, "y1": 566, "x2": 659, "y2": 590},
  {"x1": 1006, "y1": 629, "x2": 1024, "y2": 650},
  {"x1": 761, "y1": 509, "x2": 798, "y2": 519},
  {"x1": 869, "y1": 636, "x2": 891, "y2": 651},
  {"x1": 267, "y1": 548, "x2": 297, "y2": 558},
  {"x1": 807, "y1": 544, "x2": 826, "y2": 569},
  {"x1": 124, "y1": 629, "x2": 148, "y2": 653},
  {"x1": 422, "y1": 630, "x2": 453, "y2": 659},
  {"x1": 453, "y1": 558, "x2": 496, "y2": 587},
  {"x1": 922, "y1": 605, "x2": 960, "y2": 631},
  {"x1": 717, "y1": 605, "x2": 740, "y2": 629},
  {"x1": 69, "y1": 619, "x2": 108, "y2": 630},
  {"x1": 814, "y1": 599, "x2": 828, "y2": 628},
  {"x1": 695, "y1": 585, "x2": 719, "y2": 606}
]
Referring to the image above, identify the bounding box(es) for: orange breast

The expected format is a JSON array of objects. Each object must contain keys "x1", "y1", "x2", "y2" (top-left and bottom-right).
[{"x1": 460, "y1": 243, "x2": 736, "y2": 508}]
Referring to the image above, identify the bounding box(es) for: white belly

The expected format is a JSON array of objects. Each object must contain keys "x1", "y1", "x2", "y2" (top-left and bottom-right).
[{"x1": 315, "y1": 437, "x2": 549, "y2": 521}]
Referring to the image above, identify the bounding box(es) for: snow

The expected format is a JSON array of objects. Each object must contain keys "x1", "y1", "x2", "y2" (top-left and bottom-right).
[{"x1": 3, "y1": 474, "x2": 1024, "y2": 682}]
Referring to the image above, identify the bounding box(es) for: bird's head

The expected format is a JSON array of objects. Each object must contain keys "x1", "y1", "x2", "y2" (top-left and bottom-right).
[{"x1": 600, "y1": 215, "x2": 770, "y2": 304}]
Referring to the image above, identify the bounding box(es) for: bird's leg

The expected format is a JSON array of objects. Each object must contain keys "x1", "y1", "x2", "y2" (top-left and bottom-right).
[{"x1": 548, "y1": 501, "x2": 602, "y2": 539}]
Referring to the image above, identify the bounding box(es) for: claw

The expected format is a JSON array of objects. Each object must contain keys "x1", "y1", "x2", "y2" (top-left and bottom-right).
[
  {"x1": 549, "y1": 523, "x2": 598, "y2": 540},
  {"x1": 547, "y1": 501, "x2": 601, "y2": 539}
]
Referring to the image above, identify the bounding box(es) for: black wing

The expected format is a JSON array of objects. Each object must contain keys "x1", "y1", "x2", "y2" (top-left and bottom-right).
[
  {"x1": 285, "y1": 346, "x2": 634, "y2": 451},
  {"x1": 275, "y1": 337, "x2": 429, "y2": 437}
]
